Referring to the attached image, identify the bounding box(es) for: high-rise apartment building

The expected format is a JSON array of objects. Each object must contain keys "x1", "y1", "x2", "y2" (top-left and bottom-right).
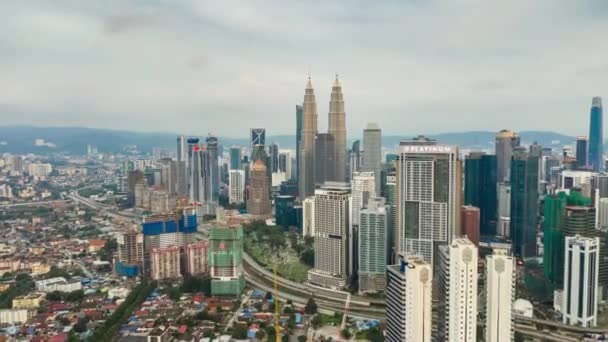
[
  {"x1": 228, "y1": 170, "x2": 245, "y2": 205},
  {"x1": 385, "y1": 257, "x2": 432, "y2": 342},
  {"x1": 576, "y1": 136, "x2": 588, "y2": 169},
  {"x1": 247, "y1": 160, "x2": 271, "y2": 218},
  {"x1": 315, "y1": 133, "x2": 336, "y2": 185},
  {"x1": 209, "y1": 226, "x2": 245, "y2": 296},
  {"x1": 361, "y1": 123, "x2": 382, "y2": 193},
  {"x1": 510, "y1": 147, "x2": 539, "y2": 259},
  {"x1": 205, "y1": 136, "x2": 220, "y2": 202},
  {"x1": 150, "y1": 246, "x2": 181, "y2": 280},
  {"x1": 328, "y1": 75, "x2": 346, "y2": 182},
  {"x1": 396, "y1": 136, "x2": 461, "y2": 264},
  {"x1": 177, "y1": 135, "x2": 187, "y2": 165},
  {"x1": 485, "y1": 248, "x2": 515, "y2": 342},
  {"x1": 351, "y1": 172, "x2": 376, "y2": 227},
  {"x1": 436, "y1": 237, "x2": 478, "y2": 342},
  {"x1": 563, "y1": 235, "x2": 600, "y2": 328},
  {"x1": 588, "y1": 97, "x2": 603, "y2": 171},
  {"x1": 358, "y1": 197, "x2": 389, "y2": 293},
  {"x1": 308, "y1": 183, "x2": 351, "y2": 289},
  {"x1": 464, "y1": 152, "x2": 497, "y2": 235},
  {"x1": 185, "y1": 241, "x2": 208, "y2": 276},
  {"x1": 495, "y1": 129, "x2": 520, "y2": 183},
  {"x1": 299, "y1": 79, "x2": 318, "y2": 198},
  {"x1": 116, "y1": 230, "x2": 144, "y2": 277},
  {"x1": 229, "y1": 146, "x2": 242, "y2": 170}
]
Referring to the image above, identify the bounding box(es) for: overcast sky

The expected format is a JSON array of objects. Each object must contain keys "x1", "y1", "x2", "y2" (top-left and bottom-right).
[{"x1": 2, "y1": 1, "x2": 608, "y2": 137}]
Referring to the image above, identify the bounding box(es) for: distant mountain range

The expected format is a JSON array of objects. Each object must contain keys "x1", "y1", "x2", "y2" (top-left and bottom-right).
[{"x1": 0, "y1": 125, "x2": 578, "y2": 155}]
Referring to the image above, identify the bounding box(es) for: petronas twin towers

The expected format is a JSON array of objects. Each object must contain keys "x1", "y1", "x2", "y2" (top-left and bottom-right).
[{"x1": 298, "y1": 76, "x2": 346, "y2": 198}]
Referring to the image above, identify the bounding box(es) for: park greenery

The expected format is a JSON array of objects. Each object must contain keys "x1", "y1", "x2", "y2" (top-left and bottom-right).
[
  {"x1": 0, "y1": 274, "x2": 34, "y2": 309},
  {"x1": 88, "y1": 281, "x2": 154, "y2": 341},
  {"x1": 243, "y1": 221, "x2": 313, "y2": 282}
]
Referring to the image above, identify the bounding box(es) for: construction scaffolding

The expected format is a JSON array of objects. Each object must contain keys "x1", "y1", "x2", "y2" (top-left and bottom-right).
[{"x1": 209, "y1": 226, "x2": 245, "y2": 296}]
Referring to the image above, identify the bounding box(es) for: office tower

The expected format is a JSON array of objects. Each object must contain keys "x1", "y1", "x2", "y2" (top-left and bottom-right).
[
  {"x1": 464, "y1": 152, "x2": 498, "y2": 235},
  {"x1": 302, "y1": 197, "x2": 315, "y2": 237},
  {"x1": 229, "y1": 146, "x2": 242, "y2": 170},
  {"x1": 486, "y1": 248, "x2": 515, "y2": 342},
  {"x1": 279, "y1": 151, "x2": 292, "y2": 180},
  {"x1": 349, "y1": 140, "x2": 361, "y2": 182},
  {"x1": 141, "y1": 208, "x2": 198, "y2": 274},
  {"x1": 247, "y1": 160, "x2": 271, "y2": 218},
  {"x1": 495, "y1": 129, "x2": 520, "y2": 183},
  {"x1": 351, "y1": 171, "x2": 376, "y2": 227},
  {"x1": 177, "y1": 135, "x2": 187, "y2": 163},
  {"x1": 275, "y1": 195, "x2": 296, "y2": 229},
  {"x1": 358, "y1": 197, "x2": 389, "y2": 293},
  {"x1": 361, "y1": 123, "x2": 382, "y2": 193},
  {"x1": 497, "y1": 183, "x2": 511, "y2": 237},
  {"x1": 386, "y1": 257, "x2": 432, "y2": 342},
  {"x1": 299, "y1": 78, "x2": 318, "y2": 198},
  {"x1": 209, "y1": 226, "x2": 245, "y2": 296},
  {"x1": 563, "y1": 235, "x2": 600, "y2": 328},
  {"x1": 576, "y1": 136, "x2": 588, "y2": 169},
  {"x1": 188, "y1": 139, "x2": 204, "y2": 202},
  {"x1": 150, "y1": 246, "x2": 181, "y2": 280},
  {"x1": 510, "y1": 147, "x2": 539, "y2": 259},
  {"x1": 384, "y1": 172, "x2": 397, "y2": 261},
  {"x1": 436, "y1": 238, "x2": 478, "y2": 342},
  {"x1": 461, "y1": 206, "x2": 480, "y2": 246},
  {"x1": 308, "y1": 183, "x2": 351, "y2": 289},
  {"x1": 7, "y1": 155, "x2": 23, "y2": 174},
  {"x1": 228, "y1": 170, "x2": 245, "y2": 205},
  {"x1": 296, "y1": 104, "x2": 303, "y2": 182},
  {"x1": 598, "y1": 198, "x2": 608, "y2": 230},
  {"x1": 185, "y1": 241, "x2": 208, "y2": 276},
  {"x1": 115, "y1": 230, "x2": 144, "y2": 277},
  {"x1": 588, "y1": 97, "x2": 603, "y2": 171},
  {"x1": 250, "y1": 128, "x2": 266, "y2": 147},
  {"x1": 315, "y1": 133, "x2": 336, "y2": 185},
  {"x1": 592, "y1": 173, "x2": 608, "y2": 198},
  {"x1": 328, "y1": 75, "x2": 346, "y2": 182},
  {"x1": 205, "y1": 136, "x2": 220, "y2": 202},
  {"x1": 269, "y1": 143, "x2": 279, "y2": 173},
  {"x1": 396, "y1": 136, "x2": 461, "y2": 264}
]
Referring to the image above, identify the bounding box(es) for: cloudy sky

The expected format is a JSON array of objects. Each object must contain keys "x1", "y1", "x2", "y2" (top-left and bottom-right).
[{"x1": 2, "y1": 1, "x2": 608, "y2": 137}]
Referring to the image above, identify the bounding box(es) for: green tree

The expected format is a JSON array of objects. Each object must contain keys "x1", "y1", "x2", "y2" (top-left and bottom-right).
[
  {"x1": 305, "y1": 298, "x2": 318, "y2": 314},
  {"x1": 98, "y1": 239, "x2": 117, "y2": 262},
  {"x1": 232, "y1": 324, "x2": 248, "y2": 339},
  {"x1": 73, "y1": 317, "x2": 89, "y2": 333},
  {"x1": 301, "y1": 249, "x2": 314, "y2": 267},
  {"x1": 311, "y1": 315, "x2": 322, "y2": 329},
  {"x1": 46, "y1": 291, "x2": 63, "y2": 301},
  {"x1": 341, "y1": 329, "x2": 352, "y2": 339},
  {"x1": 298, "y1": 336, "x2": 307, "y2": 342},
  {"x1": 66, "y1": 290, "x2": 85, "y2": 303}
]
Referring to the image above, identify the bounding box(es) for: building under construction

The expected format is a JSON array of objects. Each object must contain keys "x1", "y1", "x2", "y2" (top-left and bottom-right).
[{"x1": 208, "y1": 226, "x2": 245, "y2": 296}]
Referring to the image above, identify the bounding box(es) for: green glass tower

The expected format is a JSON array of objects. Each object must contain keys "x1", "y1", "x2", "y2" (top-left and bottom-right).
[
  {"x1": 510, "y1": 147, "x2": 538, "y2": 259},
  {"x1": 464, "y1": 152, "x2": 497, "y2": 235}
]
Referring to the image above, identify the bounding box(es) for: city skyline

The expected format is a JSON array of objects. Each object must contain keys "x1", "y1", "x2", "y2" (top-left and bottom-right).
[{"x1": 2, "y1": 2, "x2": 608, "y2": 136}]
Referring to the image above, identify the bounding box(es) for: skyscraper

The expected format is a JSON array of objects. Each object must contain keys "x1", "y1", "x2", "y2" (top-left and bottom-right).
[
  {"x1": 384, "y1": 172, "x2": 397, "y2": 262},
  {"x1": 205, "y1": 136, "x2": 220, "y2": 202},
  {"x1": 296, "y1": 104, "x2": 303, "y2": 183},
  {"x1": 358, "y1": 197, "x2": 389, "y2": 293},
  {"x1": 308, "y1": 182, "x2": 351, "y2": 289},
  {"x1": 328, "y1": 75, "x2": 346, "y2": 182},
  {"x1": 229, "y1": 146, "x2": 242, "y2": 170},
  {"x1": 436, "y1": 237, "x2": 478, "y2": 342},
  {"x1": 461, "y1": 205, "x2": 480, "y2": 246},
  {"x1": 188, "y1": 140, "x2": 206, "y2": 203},
  {"x1": 485, "y1": 248, "x2": 514, "y2": 342},
  {"x1": 351, "y1": 172, "x2": 376, "y2": 227},
  {"x1": 250, "y1": 128, "x2": 266, "y2": 147},
  {"x1": 385, "y1": 256, "x2": 432, "y2": 342},
  {"x1": 464, "y1": 152, "x2": 497, "y2": 235},
  {"x1": 588, "y1": 97, "x2": 603, "y2": 171},
  {"x1": 495, "y1": 130, "x2": 520, "y2": 183},
  {"x1": 361, "y1": 123, "x2": 382, "y2": 193},
  {"x1": 299, "y1": 78, "x2": 318, "y2": 198},
  {"x1": 302, "y1": 197, "x2": 315, "y2": 237},
  {"x1": 510, "y1": 146, "x2": 539, "y2": 259},
  {"x1": 349, "y1": 140, "x2": 361, "y2": 182},
  {"x1": 177, "y1": 135, "x2": 187, "y2": 165},
  {"x1": 314, "y1": 133, "x2": 336, "y2": 185},
  {"x1": 247, "y1": 160, "x2": 271, "y2": 218},
  {"x1": 268, "y1": 142, "x2": 279, "y2": 173},
  {"x1": 563, "y1": 235, "x2": 600, "y2": 328},
  {"x1": 576, "y1": 136, "x2": 588, "y2": 169},
  {"x1": 396, "y1": 136, "x2": 461, "y2": 265},
  {"x1": 228, "y1": 170, "x2": 245, "y2": 205}
]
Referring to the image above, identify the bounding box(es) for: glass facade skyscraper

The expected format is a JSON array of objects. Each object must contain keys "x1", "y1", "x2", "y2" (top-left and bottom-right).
[
  {"x1": 588, "y1": 97, "x2": 603, "y2": 171},
  {"x1": 510, "y1": 147, "x2": 538, "y2": 259},
  {"x1": 464, "y1": 152, "x2": 497, "y2": 235}
]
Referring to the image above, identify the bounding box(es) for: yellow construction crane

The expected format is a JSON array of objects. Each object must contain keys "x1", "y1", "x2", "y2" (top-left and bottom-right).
[{"x1": 274, "y1": 265, "x2": 282, "y2": 342}]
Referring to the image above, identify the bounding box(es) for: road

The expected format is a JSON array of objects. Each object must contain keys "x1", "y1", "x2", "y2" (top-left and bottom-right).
[
  {"x1": 0, "y1": 200, "x2": 69, "y2": 208},
  {"x1": 67, "y1": 192, "x2": 140, "y2": 223}
]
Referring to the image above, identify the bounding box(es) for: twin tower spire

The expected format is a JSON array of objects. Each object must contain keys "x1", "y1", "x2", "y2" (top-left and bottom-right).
[{"x1": 298, "y1": 75, "x2": 347, "y2": 198}]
